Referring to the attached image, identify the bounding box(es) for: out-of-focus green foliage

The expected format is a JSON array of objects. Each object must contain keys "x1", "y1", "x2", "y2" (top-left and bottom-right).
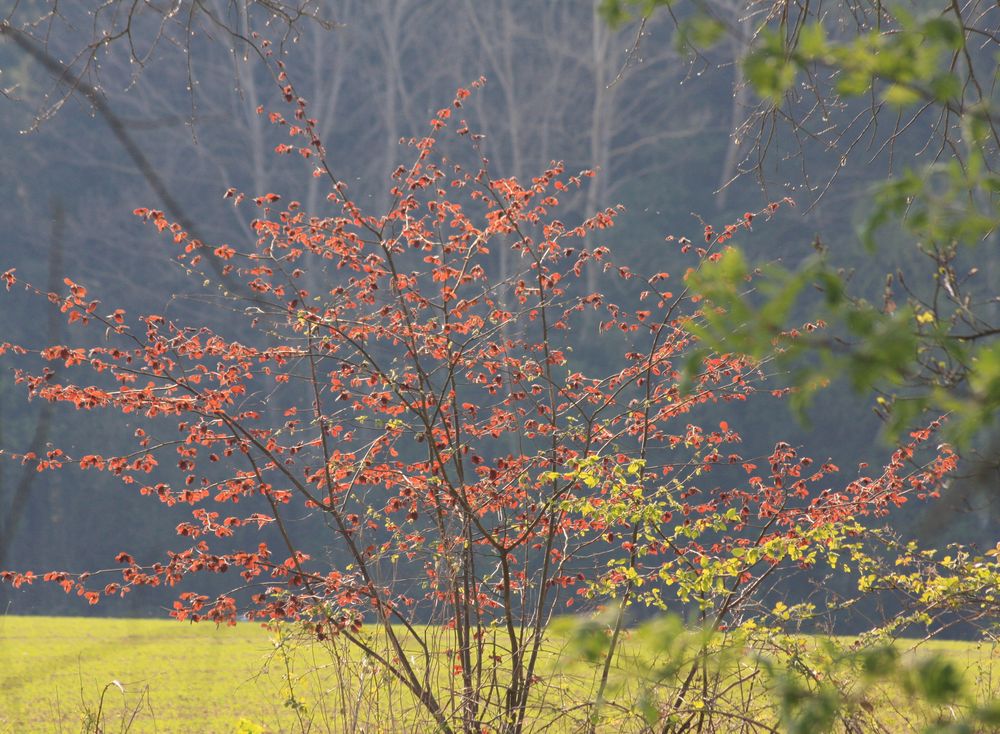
[
  {"x1": 602, "y1": 0, "x2": 1000, "y2": 448},
  {"x1": 568, "y1": 606, "x2": 1000, "y2": 733}
]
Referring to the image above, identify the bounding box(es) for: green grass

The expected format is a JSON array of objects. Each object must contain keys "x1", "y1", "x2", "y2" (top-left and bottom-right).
[
  {"x1": 0, "y1": 616, "x2": 291, "y2": 734},
  {"x1": 0, "y1": 615, "x2": 653, "y2": 733},
  {"x1": 1, "y1": 615, "x2": 997, "y2": 733}
]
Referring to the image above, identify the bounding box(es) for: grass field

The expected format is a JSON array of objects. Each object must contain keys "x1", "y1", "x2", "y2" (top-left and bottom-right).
[
  {"x1": 1, "y1": 615, "x2": 997, "y2": 733},
  {"x1": 0, "y1": 616, "x2": 627, "y2": 733},
  {"x1": 0, "y1": 616, "x2": 296, "y2": 733}
]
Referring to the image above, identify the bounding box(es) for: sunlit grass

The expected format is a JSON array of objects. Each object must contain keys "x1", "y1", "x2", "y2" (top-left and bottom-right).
[
  {"x1": 0, "y1": 616, "x2": 286, "y2": 733},
  {"x1": 1, "y1": 615, "x2": 996, "y2": 733},
  {"x1": 0, "y1": 615, "x2": 618, "y2": 733}
]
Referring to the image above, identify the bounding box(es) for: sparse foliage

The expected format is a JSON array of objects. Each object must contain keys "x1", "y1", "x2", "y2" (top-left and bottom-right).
[
  {"x1": 0, "y1": 71, "x2": 978, "y2": 733},
  {"x1": 603, "y1": 0, "x2": 1000, "y2": 454}
]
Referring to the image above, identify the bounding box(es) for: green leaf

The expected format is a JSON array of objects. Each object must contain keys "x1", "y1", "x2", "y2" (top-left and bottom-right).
[
  {"x1": 598, "y1": 0, "x2": 630, "y2": 28},
  {"x1": 797, "y1": 23, "x2": 827, "y2": 58},
  {"x1": 570, "y1": 620, "x2": 611, "y2": 663},
  {"x1": 836, "y1": 70, "x2": 872, "y2": 97},
  {"x1": 635, "y1": 690, "x2": 660, "y2": 726},
  {"x1": 922, "y1": 18, "x2": 964, "y2": 49},
  {"x1": 929, "y1": 72, "x2": 961, "y2": 102},
  {"x1": 744, "y1": 35, "x2": 797, "y2": 102},
  {"x1": 910, "y1": 656, "x2": 964, "y2": 704},
  {"x1": 861, "y1": 646, "x2": 899, "y2": 678},
  {"x1": 677, "y1": 15, "x2": 726, "y2": 51},
  {"x1": 882, "y1": 84, "x2": 922, "y2": 107}
]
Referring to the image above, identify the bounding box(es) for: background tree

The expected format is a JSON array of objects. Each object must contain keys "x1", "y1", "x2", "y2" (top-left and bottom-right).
[{"x1": 602, "y1": 0, "x2": 1000, "y2": 455}]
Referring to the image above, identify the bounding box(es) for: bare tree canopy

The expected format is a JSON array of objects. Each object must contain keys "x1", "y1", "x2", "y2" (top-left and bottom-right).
[
  {"x1": 1, "y1": 1, "x2": 331, "y2": 119},
  {"x1": 605, "y1": 0, "x2": 1000, "y2": 206}
]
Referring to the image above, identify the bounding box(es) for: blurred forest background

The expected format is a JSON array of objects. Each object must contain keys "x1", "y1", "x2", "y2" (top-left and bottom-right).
[{"x1": 0, "y1": 0, "x2": 995, "y2": 617}]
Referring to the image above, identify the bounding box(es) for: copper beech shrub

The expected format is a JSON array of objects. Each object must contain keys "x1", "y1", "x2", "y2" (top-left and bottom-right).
[{"x1": 0, "y1": 79, "x2": 955, "y2": 732}]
